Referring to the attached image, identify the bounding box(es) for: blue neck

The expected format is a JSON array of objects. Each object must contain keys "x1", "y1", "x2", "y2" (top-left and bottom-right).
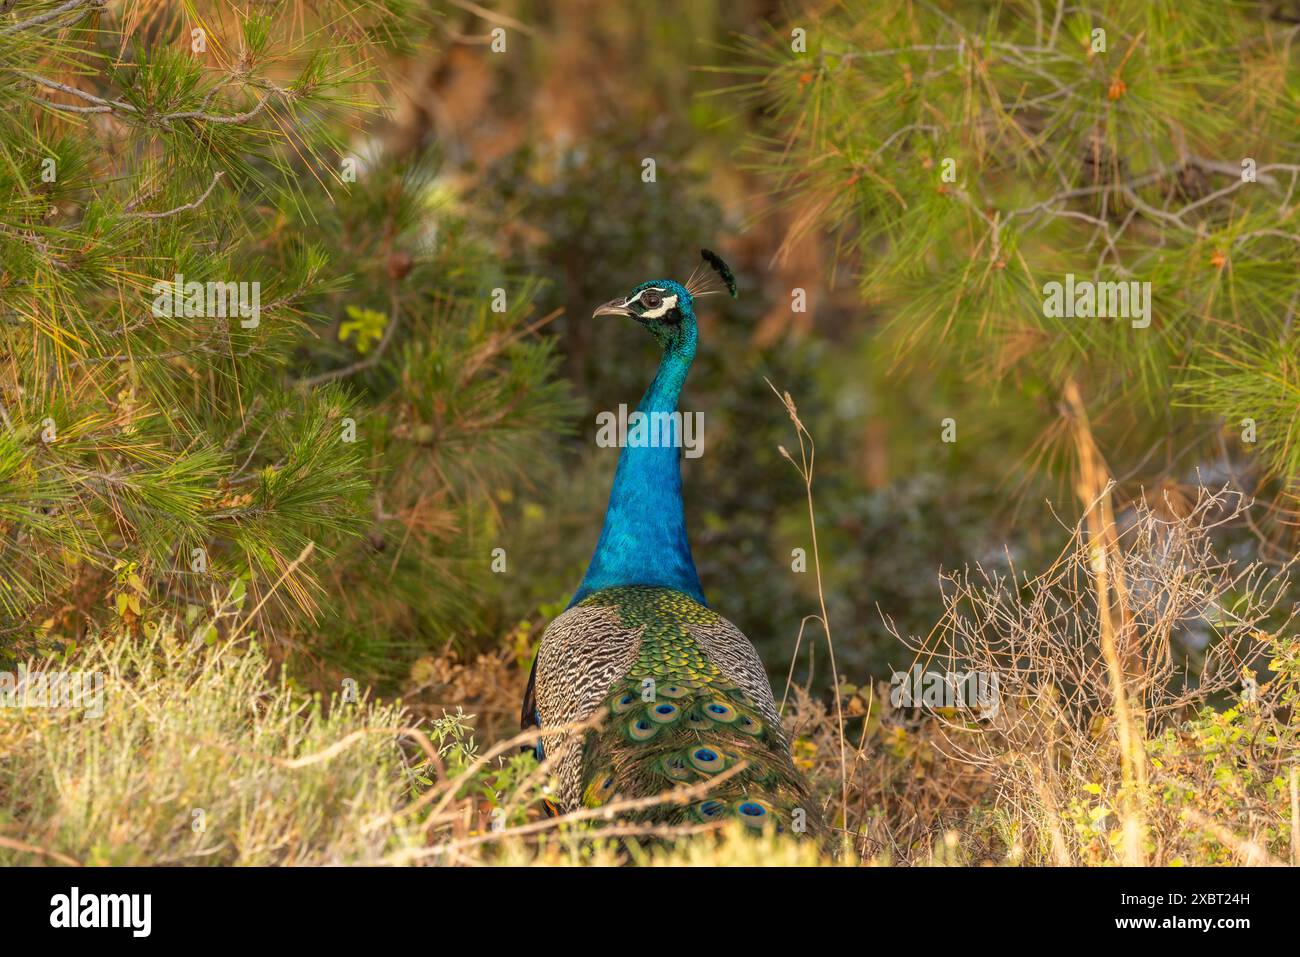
[{"x1": 570, "y1": 331, "x2": 705, "y2": 606}]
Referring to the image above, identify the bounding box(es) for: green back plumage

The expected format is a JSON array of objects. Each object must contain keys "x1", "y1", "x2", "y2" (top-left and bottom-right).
[{"x1": 573, "y1": 586, "x2": 815, "y2": 833}]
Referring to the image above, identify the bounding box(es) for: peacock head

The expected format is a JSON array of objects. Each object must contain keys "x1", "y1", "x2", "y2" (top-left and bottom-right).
[
  {"x1": 593, "y1": 279, "x2": 696, "y2": 350},
  {"x1": 592, "y1": 249, "x2": 737, "y2": 351}
]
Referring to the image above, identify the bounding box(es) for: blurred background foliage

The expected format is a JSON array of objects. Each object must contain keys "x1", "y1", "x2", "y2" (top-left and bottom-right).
[{"x1": 2, "y1": 0, "x2": 1297, "y2": 710}]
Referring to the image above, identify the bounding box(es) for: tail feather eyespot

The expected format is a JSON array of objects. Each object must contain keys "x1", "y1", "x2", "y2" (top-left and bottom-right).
[
  {"x1": 661, "y1": 754, "x2": 693, "y2": 782},
  {"x1": 695, "y1": 799, "x2": 728, "y2": 822},
  {"x1": 703, "y1": 701, "x2": 738, "y2": 723},
  {"x1": 584, "y1": 772, "x2": 618, "y2": 806},
  {"x1": 735, "y1": 713, "x2": 763, "y2": 735},
  {"x1": 688, "y1": 746, "x2": 726, "y2": 774},
  {"x1": 648, "y1": 701, "x2": 681, "y2": 724},
  {"x1": 735, "y1": 799, "x2": 772, "y2": 828},
  {"x1": 685, "y1": 710, "x2": 711, "y2": 731},
  {"x1": 628, "y1": 716, "x2": 659, "y2": 741}
]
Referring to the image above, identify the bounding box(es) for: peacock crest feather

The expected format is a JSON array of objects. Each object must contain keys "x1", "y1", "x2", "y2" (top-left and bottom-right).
[{"x1": 686, "y1": 247, "x2": 738, "y2": 300}]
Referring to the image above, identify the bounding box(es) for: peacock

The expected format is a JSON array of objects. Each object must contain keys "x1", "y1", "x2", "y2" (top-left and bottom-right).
[{"x1": 520, "y1": 250, "x2": 817, "y2": 835}]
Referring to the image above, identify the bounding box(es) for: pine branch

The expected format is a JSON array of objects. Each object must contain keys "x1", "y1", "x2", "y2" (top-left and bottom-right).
[{"x1": 0, "y1": 0, "x2": 101, "y2": 36}]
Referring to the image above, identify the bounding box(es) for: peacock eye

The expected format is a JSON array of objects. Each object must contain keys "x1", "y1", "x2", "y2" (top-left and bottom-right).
[{"x1": 641, "y1": 291, "x2": 662, "y2": 309}]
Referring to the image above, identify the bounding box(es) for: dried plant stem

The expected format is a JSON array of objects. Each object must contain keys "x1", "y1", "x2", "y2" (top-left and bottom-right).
[
  {"x1": 0, "y1": 834, "x2": 82, "y2": 866},
  {"x1": 1183, "y1": 809, "x2": 1285, "y2": 867},
  {"x1": 227, "y1": 541, "x2": 316, "y2": 643},
  {"x1": 1064, "y1": 380, "x2": 1148, "y2": 864},
  {"x1": 1026, "y1": 762, "x2": 1073, "y2": 866},
  {"x1": 386, "y1": 760, "x2": 752, "y2": 863},
  {"x1": 767, "y1": 378, "x2": 849, "y2": 844},
  {"x1": 1291, "y1": 767, "x2": 1299, "y2": 867}
]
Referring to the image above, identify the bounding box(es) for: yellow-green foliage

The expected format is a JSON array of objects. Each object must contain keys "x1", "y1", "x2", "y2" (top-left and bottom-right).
[
  {"x1": 2, "y1": 613, "x2": 1294, "y2": 866},
  {"x1": 0, "y1": 629, "x2": 421, "y2": 866},
  {"x1": 0, "y1": 625, "x2": 840, "y2": 866}
]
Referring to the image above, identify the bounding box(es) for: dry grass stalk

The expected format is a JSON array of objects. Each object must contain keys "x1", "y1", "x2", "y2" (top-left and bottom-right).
[
  {"x1": 1063, "y1": 379, "x2": 1148, "y2": 864},
  {"x1": 768, "y1": 379, "x2": 850, "y2": 845}
]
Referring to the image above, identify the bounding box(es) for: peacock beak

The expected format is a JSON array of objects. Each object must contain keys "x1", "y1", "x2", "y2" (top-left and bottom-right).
[{"x1": 593, "y1": 298, "x2": 634, "y2": 319}]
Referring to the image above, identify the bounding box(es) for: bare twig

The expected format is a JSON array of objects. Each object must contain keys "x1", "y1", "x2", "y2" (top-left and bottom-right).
[
  {"x1": 0, "y1": 0, "x2": 97, "y2": 35},
  {"x1": 0, "y1": 834, "x2": 82, "y2": 866},
  {"x1": 124, "y1": 171, "x2": 225, "y2": 220}
]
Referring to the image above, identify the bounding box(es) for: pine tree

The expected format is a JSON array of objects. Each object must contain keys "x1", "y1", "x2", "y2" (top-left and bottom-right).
[
  {"x1": 0, "y1": 1, "x2": 575, "y2": 681},
  {"x1": 750, "y1": 2, "x2": 1300, "y2": 552}
]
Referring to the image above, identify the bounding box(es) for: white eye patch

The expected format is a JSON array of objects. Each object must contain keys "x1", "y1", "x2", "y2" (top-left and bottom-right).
[{"x1": 637, "y1": 292, "x2": 678, "y2": 320}]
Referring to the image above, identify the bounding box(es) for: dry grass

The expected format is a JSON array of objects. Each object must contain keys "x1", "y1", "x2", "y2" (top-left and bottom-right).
[
  {"x1": 0, "y1": 629, "x2": 423, "y2": 865},
  {"x1": 2, "y1": 481, "x2": 1294, "y2": 867},
  {"x1": 813, "y1": 485, "x2": 1297, "y2": 866}
]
